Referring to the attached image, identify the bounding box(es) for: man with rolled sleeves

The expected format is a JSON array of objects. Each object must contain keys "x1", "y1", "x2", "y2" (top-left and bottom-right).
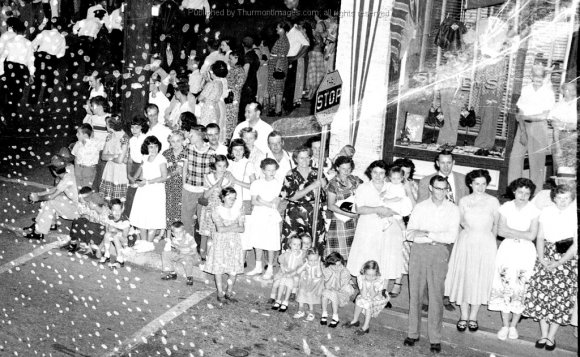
[
  {"x1": 508, "y1": 65, "x2": 555, "y2": 190},
  {"x1": 404, "y1": 175, "x2": 460, "y2": 354}
]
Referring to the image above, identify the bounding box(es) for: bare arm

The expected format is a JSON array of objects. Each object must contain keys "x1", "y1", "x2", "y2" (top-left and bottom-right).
[
  {"x1": 498, "y1": 214, "x2": 538, "y2": 242},
  {"x1": 326, "y1": 191, "x2": 357, "y2": 219}
]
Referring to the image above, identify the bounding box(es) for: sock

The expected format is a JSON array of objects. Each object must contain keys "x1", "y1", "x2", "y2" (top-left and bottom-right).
[
  {"x1": 321, "y1": 311, "x2": 328, "y2": 318},
  {"x1": 332, "y1": 313, "x2": 339, "y2": 321}
]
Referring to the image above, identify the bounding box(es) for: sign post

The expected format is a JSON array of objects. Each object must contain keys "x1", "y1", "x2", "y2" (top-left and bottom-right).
[{"x1": 312, "y1": 71, "x2": 342, "y2": 247}]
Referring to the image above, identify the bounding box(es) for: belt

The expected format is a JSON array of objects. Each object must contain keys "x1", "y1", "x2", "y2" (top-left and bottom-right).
[
  {"x1": 416, "y1": 241, "x2": 450, "y2": 247},
  {"x1": 76, "y1": 164, "x2": 97, "y2": 168},
  {"x1": 558, "y1": 129, "x2": 577, "y2": 133}
]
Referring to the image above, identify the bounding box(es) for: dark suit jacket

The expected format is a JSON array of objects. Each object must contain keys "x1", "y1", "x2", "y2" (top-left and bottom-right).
[{"x1": 417, "y1": 171, "x2": 469, "y2": 204}]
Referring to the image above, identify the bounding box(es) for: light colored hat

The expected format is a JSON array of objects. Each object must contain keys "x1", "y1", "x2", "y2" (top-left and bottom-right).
[{"x1": 551, "y1": 167, "x2": 576, "y2": 181}]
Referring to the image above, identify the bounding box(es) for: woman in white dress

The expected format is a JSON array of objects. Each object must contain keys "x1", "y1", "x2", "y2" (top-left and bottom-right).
[
  {"x1": 347, "y1": 160, "x2": 404, "y2": 284},
  {"x1": 240, "y1": 127, "x2": 265, "y2": 179},
  {"x1": 227, "y1": 139, "x2": 256, "y2": 253},
  {"x1": 488, "y1": 178, "x2": 540, "y2": 341},
  {"x1": 245, "y1": 158, "x2": 283, "y2": 280},
  {"x1": 129, "y1": 136, "x2": 168, "y2": 242}
]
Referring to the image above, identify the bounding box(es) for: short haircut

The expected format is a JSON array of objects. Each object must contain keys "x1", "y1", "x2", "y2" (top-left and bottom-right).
[
  {"x1": 239, "y1": 126, "x2": 258, "y2": 139},
  {"x1": 141, "y1": 135, "x2": 163, "y2": 155},
  {"x1": 429, "y1": 174, "x2": 449, "y2": 187},
  {"x1": 299, "y1": 233, "x2": 312, "y2": 241},
  {"x1": 171, "y1": 221, "x2": 185, "y2": 229},
  {"x1": 79, "y1": 186, "x2": 93, "y2": 195},
  {"x1": 334, "y1": 156, "x2": 354, "y2": 171},
  {"x1": 206, "y1": 123, "x2": 221, "y2": 133},
  {"x1": 292, "y1": 146, "x2": 312, "y2": 164},
  {"x1": 364, "y1": 160, "x2": 388, "y2": 180},
  {"x1": 388, "y1": 165, "x2": 403, "y2": 177},
  {"x1": 78, "y1": 123, "x2": 93, "y2": 138},
  {"x1": 305, "y1": 135, "x2": 321, "y2": 149},
  {"x1": 247, "y1": 101, "x2": 263, "y2": 116},
  {"x1": 106, "y1": 115, "x2": 124, "y2": 131},
  {"x1": 228, "y1": 138, "x2": 250, "y2": 160},
  {"x1": 435, "y1": 149, "x2": 454, "y2": 162},
  {"x1": 508, "y1": 178, "x2": 536, "y2": 198},
  {"x1": 210, "y1": 154, "x2": 229, "y2": 170},
  {"x1": 360, "y1": 260, "x2": 381, "y2": 276},
  {"x1": 89, "y1": 95, "x2": 107, "y2": 109},
  {"x1": 207, "y1": 38, "x2": 220, "y2": 50},
  {"x1": 550, "y1": 184, "x2": 576, "y2": 201},
  {"x1": 9, "y1": 18, "x2": 26, "y2": 34},
  {"x1": 465, "y1": 169, "x2": 492, "y2": 193},
  {"x1": 145, "y1": 103, "x2": 159, "y2": 114},
  {"x1": 220, "y1": 186, "x2": 237, "y2": 202},
  {"x1": 109, "y1": 198, "x2": 123, "y2": 208},
  {"x1": 180, "y1": 113, "x2": 198, "y2": 132},
  {"x1": 392, "y1": 158, "x2": 415, "y2": 179},
  {"x1": 305, "y1": 248, "x2": 319, "y2": 257},
  {"x1": 276, "y1": 20, "x2": 291, "y2": 33},
  {"x1": 260, "y1": 157, "x2": 279, "y2": 170},
  {"x1": 242, "y1": 36, "x2": 254, "y2": 49},
  {"x1": 211, "y1": 60, "x2": 228, "y2": 78},
  {"x1": 131, "y1": 115, "x2": 149, "y2": 134},
  {"x1": 324, "y1": 252, "x2": 345, "y2": 267},
  {"x1": 267, "y1": 130, "x2": 283, "y2": 143}
]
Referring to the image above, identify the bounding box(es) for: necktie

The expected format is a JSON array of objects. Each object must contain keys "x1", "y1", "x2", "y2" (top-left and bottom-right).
[{"x1": 446, "y1": 177, "x2": 455, "y2": 203}]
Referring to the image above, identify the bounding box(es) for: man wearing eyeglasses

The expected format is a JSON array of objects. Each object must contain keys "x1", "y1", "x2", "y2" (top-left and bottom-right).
[{"x1": 404, "y1": 175, "x2": 460, "y2": 354}]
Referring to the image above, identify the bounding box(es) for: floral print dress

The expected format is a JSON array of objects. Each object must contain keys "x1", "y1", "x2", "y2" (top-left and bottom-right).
[{"x1": 281, "y1": 168, "x2": 326, "y2": 246}]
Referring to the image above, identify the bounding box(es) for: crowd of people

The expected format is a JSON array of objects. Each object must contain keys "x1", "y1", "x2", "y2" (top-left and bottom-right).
[{"x1": 22, "y1": 94, "x2": 578, "y2": 352}]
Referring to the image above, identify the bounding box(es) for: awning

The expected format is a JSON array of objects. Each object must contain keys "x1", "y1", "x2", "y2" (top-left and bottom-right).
[{"x1": 465, "y1": 0, "x2": 506, "y2": 9}]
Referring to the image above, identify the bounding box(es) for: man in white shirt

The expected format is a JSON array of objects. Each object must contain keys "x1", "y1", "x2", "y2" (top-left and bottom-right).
[
  {"x1": 265, "y1": 131, "x2": 294, "y2": 183},
  {"x1": 145, "y1": 103, "x2": 172, "y2": 153},
  {"x1": 404, "y1": 175, "x2": 460, "y2": 354},
  {"x1": 283, "y1": 18, "x2": 309, "y2": 113},
  {"x1": 29, "y1": 18, "x2": 66, "y2": 105},
  {"x1": 72, "y1": 7, "x2": 106, "y2": 74},
  {"x1": 206, "y1": 123, "x2": 228, "y2": 155},
  {"x1": 200, "y1": 39, "x2": 227, "y2": 75},
  {"x1": 0, "y1": 18, "x2": 34, "y2": 123},
  {"x1": 231, "y1": 101, "x2": 273, "y2": 154},
  {"x1": 508, "y1": 66, "x2": 556, "y2": 190}
]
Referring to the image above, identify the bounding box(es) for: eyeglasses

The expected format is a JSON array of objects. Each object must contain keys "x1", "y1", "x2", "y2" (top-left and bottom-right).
[{"x1": 432, "y1": 186, "x2": 449, "y2": 192}]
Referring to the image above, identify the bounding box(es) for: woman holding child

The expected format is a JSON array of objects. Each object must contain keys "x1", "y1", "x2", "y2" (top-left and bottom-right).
[{"x1": 347, "y1": 160, "x2": 404, "y2": 284}]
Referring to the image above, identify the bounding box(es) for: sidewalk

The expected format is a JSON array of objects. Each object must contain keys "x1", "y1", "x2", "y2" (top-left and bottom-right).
[{"x1": 55, "y1": 230, "x2": 578, "y2": 357}]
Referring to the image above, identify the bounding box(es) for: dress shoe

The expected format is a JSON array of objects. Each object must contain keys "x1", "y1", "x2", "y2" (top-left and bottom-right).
[
  {"x1": 545, "y1": 339, "x2": 556, "y2": 351},
  {"x1": 24, "y1": 230, "x2": 45, "y2": 240},
  {"x1": 430, "y1": 343, "x2": 441, "y2": 353},
  {"x1": 422, "y1": 304, "x2": 429, "y2": 312},
  {"x1": 444, "y1": 303, "x2": 456, "y2": 312},
  {"x1": 403, "y1": 337, "x2": 419, "y2": 346},
  {"x1": 161, "y1": 272, "x2": 178, "y2": 280},
  {"x1": 535, "y1": 338, "x2": 548, "y2": 349}
]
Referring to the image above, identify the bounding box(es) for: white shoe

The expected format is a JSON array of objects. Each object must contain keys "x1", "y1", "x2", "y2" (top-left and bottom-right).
[
  {"x1": 497, "y1": 326, "x2": 509, "y2": 340},
  {"x1": 261, "y1": 267, "x2": 273, "y2": 280},
  {"x1": 293, "y1": 311, "x2": 305, "y2": 319},
  {"x1": 245, "y1": 264, "x2": 263, "y2": 276},
  {"x1": 305, "y1": 313, "x2": 315, "y2": 321},
  {"x1": 508, "y1": 327, "x2": 518, "y2": 339}
]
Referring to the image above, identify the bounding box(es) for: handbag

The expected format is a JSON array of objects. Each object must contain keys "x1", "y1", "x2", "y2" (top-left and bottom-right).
[
  {"x1": 273, "y1": 69, "x2": 286, "y2": 80},
  {"x1": 555, "y1": 238, "x2": 574, "y2": 254},
  {"x1": 224, "y1": 90, "x2": 234, "y2": 104},
  {"x1": 198, "y1": 195, "x2": 209, "y2": 206}
]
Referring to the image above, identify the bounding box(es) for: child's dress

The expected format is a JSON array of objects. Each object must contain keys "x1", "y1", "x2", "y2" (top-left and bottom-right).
[
  {"x1": 129, "y1": 154, "x2": 167, "y2": 230},
  {"x1": 297, "y1": 263, "x2": 324, "y2": 306},
  {"x1": 199, "y1": 173, "x2": 232, "y2": 236},
  {"x1": 381, "y1": 182, "x2": 413, "y2": 229},
  {"x1": 322, "y1": 265, "x2": 355, "y2": 307},
  {"x1": 273, "y1": 250, "x2": 305, "y2": 288},
  {"x1": 203, "y1": 205, "x2": 244, "y2": 275},
  {"x1": 355, "y1": 276, "x2": 389, "y2": 318},
  {"x1": 99, "y1": 131, "x2": 129, "y2": 201}
]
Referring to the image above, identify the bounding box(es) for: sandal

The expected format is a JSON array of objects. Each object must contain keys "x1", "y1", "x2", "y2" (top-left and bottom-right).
[
  {"x1": 320, "y1": 316, "x2": 328, "y2": 325},
  {"x1": 467, "y1": 320, "x2": 479, "y2": 332},
  {"x1": 389, "y1": 283, "x2": 403, "y2": 298},
  {"x1": 329, "y1": 318, "x2": 339, "y2": 328},
  {"x1": 456, "y1": 320, "x2": 468, "y2": 332}
]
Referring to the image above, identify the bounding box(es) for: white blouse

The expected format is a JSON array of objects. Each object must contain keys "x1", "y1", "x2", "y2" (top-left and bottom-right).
[{"x1": 539, "y1": 203, "x2": 577, "y2": 243}]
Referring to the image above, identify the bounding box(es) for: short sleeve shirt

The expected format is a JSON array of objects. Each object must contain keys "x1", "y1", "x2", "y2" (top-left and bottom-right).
[
  {"x1": 498, "y1": 201, "x2": 540, "y2": 231},
  {"x1": 58, "y1": 168, "x2": 79, "y2": 202},
  {"x1": 539, "y1": 203, "x2": 577, "y2": 243},
  {"x1": 516, "y1": 83, "x2": 555, "y2": 116}
]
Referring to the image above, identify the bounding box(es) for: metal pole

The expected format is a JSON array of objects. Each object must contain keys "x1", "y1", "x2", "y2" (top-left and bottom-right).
[
  {"x1": 419, "y1": 0, "x2": 434, "y2": 71},
  {"x1": 311, "y1": 124, "x2": 329, "y2": 247}
]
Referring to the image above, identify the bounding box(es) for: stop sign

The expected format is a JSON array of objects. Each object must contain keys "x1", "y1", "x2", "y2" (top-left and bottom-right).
[{"x1": 314, "y1": 71, "x2": 343, "y2": 126}]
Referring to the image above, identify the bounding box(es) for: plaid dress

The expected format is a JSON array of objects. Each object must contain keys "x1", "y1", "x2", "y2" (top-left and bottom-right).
[
  {"x1": 99, "y1": 131, "x2": 129, "y2": 202},
  {"x1": 324, "y1": 175, "x2": 363, "y2": 260}
]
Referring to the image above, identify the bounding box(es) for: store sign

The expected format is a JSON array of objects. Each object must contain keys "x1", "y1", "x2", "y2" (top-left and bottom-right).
[{"x1": 315, "y1": 71, "x2": 342, "y2": 114}]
